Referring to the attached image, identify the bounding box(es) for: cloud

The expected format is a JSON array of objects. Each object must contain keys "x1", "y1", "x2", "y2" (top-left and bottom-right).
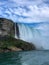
[{"x1": 0, "y1": 0, "x2": 49, "y2": 23}]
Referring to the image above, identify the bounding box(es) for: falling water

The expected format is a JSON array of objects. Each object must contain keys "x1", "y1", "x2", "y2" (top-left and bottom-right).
[
  {"x1": 15, "y1": 23, "x2": 19, "y2": 39},
  {"x1": 15, "y1": 22, "x2": 16, "y2": 38},
  {"x1": 15, "y1": 23, "x2": 49, "y2": 50}
]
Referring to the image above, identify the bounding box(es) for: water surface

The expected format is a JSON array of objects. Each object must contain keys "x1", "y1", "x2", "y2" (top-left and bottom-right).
[{"x1": 0, "y1": 51, "x2": 49, "y2": 65}]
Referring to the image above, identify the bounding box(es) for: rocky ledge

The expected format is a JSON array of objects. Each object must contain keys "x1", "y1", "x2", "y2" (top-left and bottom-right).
[{"x1": 0, "y1": 36, "x2": 36, "y2": 52}]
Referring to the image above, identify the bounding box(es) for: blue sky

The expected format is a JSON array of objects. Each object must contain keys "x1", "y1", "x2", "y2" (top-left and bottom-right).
[
  {"x1": 0, "y1": 0, "x2": 49, "y2": 23},
  {"x1": 0, "y1": 0, "x2": 49, "y2": 49}
]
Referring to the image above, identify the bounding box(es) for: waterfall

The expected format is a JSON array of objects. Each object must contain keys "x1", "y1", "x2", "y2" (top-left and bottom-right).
[
  {"x1": 15, "y1": 22, "x2": 16, "y2": 38},
  {"x1": 15, "y1": 23, "x2": 19, "y2": 39},
  {"x1": 15, "y1": 23, "x2": 49, "y2": 50}
]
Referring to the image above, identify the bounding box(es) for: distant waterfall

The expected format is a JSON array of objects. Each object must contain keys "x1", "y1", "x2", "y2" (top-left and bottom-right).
[
  {"x1": 15, "y1": 23, "x2": 49, "y2": 50},
  {"x1": 15, "y1": 22, "x2": 16, "y2": 38},
  {"x1": 15, "y1": 23, "x2": 19, "y2": 39}
]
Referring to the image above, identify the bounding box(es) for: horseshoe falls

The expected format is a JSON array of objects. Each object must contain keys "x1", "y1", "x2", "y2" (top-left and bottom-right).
[{"x1": 15, "y1": 22, "x2": 49, "y2": 50}]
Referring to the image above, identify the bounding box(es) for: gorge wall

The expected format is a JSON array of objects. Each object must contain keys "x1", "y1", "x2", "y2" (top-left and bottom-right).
[{"x1": 0, "y1": 18, "x2": 15, "y2": 37}]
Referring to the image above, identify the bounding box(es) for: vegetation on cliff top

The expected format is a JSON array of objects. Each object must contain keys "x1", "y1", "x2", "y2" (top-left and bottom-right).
[{"x1": 0, "y1": 36, "x2": 36, "y2": 52}]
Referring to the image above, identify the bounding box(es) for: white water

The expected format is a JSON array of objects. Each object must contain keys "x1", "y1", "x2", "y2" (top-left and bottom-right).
[
  {"x1": 15, "y1": 23, "x2": 49, "y2": 50},
  {"x1": 15, "y1": 22, "x2": 17, "y2": 38}
]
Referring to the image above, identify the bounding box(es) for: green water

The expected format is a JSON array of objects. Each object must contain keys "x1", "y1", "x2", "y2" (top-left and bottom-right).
[{"x1": 0, "y1": 51, "x2": 49, "y2": 65}]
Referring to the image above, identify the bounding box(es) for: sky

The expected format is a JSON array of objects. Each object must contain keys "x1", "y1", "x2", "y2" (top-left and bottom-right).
[
  {"x1": 0, "y1": 0, "x2": 49, "y2": 23},
  {"x1": 0, "y1": 0, "x2": 49, "y2": 49}
]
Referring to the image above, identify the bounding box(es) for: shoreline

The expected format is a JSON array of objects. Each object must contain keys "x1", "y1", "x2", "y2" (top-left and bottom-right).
[{"x1": 0, "y1": 36, "x2": 36, "y2": 53}]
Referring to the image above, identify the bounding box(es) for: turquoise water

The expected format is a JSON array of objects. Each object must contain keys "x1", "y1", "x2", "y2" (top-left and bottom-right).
[{"x1": 0, "y1": 51, "x2": 49, "y2": 65}]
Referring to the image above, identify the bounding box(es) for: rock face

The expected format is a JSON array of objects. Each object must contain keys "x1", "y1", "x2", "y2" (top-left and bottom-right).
[
  {"x1": 0, "y1": 18, "x2": 15, "y2": 37},
  {"x1": 0, "y1": 18, "x2": 36, "y2": 52}
]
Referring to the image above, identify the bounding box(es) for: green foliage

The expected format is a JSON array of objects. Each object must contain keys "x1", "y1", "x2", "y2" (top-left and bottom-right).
[
  {"x1": 0, "y1": 36, "x2": 35, "y2": 51},
  {"x1": 0, "y1": 36, "x2": 24, "y2": 49}
]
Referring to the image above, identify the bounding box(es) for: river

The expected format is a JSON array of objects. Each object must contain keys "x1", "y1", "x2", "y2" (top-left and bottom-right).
[{"x1": 0, "y1": 51, "x2": 49, "y2": 65}]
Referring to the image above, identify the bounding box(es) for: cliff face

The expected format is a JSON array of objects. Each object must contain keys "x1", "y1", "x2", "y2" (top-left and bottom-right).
[
  {"x1": 0, "y1": 18, "x2": 36, "y2": 52},
  {"x1": 0, "y1": 18, "x2": 15, "y2": 37}
]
